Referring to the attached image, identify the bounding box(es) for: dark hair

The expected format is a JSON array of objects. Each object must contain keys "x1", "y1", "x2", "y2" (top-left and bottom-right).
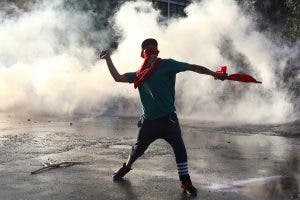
[{"x1": 141, "y1": 38, "x2": 158, "y2": 49}]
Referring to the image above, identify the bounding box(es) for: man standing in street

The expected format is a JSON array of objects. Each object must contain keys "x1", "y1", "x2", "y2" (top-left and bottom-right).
[{"x1": 100, "y1": 38, "x2": 227, "y2": 196}]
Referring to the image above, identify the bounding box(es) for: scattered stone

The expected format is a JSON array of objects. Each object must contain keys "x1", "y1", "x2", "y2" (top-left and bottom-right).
[
  {"x1": 70, "y1": 122, "x2": 73, "y2": 126},
  {"x1": 27, "y1": 119, "x2": 31, "y2": 122}
]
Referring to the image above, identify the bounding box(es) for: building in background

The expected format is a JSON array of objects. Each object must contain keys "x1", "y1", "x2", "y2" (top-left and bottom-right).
[{"x1": 151, "y1": 0, "x2": 192, "y2": 18}]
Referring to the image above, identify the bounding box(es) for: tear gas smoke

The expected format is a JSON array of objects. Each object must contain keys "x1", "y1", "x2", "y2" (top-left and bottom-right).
[{"x1": 0, "y1": 0, "x2": 298, "y2": 123}]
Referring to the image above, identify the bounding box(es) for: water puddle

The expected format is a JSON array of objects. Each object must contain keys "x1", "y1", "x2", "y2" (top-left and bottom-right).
[{"x1": 207, "y1": 176, "x2": 299, "y2": 200}]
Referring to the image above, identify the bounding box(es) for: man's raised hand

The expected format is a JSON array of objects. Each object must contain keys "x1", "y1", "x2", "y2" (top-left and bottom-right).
[
  {"x1": 214, "y1": 72, "x2": 228, "y2": 81},
  {"x1": 99, "y1": 50, "x2": 110, "y2": 59}
]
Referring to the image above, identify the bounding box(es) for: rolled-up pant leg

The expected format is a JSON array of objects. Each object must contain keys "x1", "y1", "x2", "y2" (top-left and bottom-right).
[{"x1": 130, "y1": 120, "x2": 157, "y2": 159}]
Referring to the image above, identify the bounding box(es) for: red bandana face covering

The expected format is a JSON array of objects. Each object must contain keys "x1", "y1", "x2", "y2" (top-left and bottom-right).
[{"x1": 134, "y1": 47, "x2": 161, "y2": 88}]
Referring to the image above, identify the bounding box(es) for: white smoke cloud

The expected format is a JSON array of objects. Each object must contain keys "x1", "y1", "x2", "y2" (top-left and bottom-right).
[
  {"x1": 0, "y1": 0, "x2": 297, "y2": 123},
  {"x1": 0, "y1": 0, "x2": 136, "y2": 116},
  {"x1": 113, "y1": 0, "x2": 296, "y2": 123}
]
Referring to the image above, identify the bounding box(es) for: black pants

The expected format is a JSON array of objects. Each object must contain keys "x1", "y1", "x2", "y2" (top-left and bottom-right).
[{"x1": 131, "y1": 112, "x2": 187, "y2": 165}]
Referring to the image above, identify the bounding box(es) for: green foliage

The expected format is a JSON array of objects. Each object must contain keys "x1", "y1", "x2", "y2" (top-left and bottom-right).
[{"x1": 237, "y1": 0, "x2": 299, "y2": 44}]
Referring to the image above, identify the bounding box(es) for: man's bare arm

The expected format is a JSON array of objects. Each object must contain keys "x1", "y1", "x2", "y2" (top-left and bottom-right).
[
  {"x1": 100, "y1": 50, "x2": 129, "y2": 83},
  {"x1": 187, "y1": 64, "x2": 227, "y2": 80}
]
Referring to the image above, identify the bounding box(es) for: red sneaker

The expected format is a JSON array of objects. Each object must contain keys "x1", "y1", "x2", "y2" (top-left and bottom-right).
[
  {"x1": 182, "y1": 180, "x2": 197, "y2": 196},
  {"x1": 112, "y1": 163, "x2": 131, "y2": 181}
]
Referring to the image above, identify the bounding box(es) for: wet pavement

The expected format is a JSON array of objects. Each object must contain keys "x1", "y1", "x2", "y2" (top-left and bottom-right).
[{"x1": 0, "y1": 115, "x2": 299, "y2": 199}]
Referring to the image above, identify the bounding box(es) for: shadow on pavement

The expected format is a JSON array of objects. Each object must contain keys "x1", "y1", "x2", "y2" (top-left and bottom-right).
[{"x1": 114, "y1": 179, "x2": 138, "y2": 200}]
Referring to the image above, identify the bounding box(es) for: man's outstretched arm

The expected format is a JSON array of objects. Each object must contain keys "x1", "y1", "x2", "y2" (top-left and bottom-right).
[
  {"x1": 187, "y1": 64, "x2": 227, "y2": 80},
  {"x1": 100, "y1": 50, "x2": 129, "y2": 83}
]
